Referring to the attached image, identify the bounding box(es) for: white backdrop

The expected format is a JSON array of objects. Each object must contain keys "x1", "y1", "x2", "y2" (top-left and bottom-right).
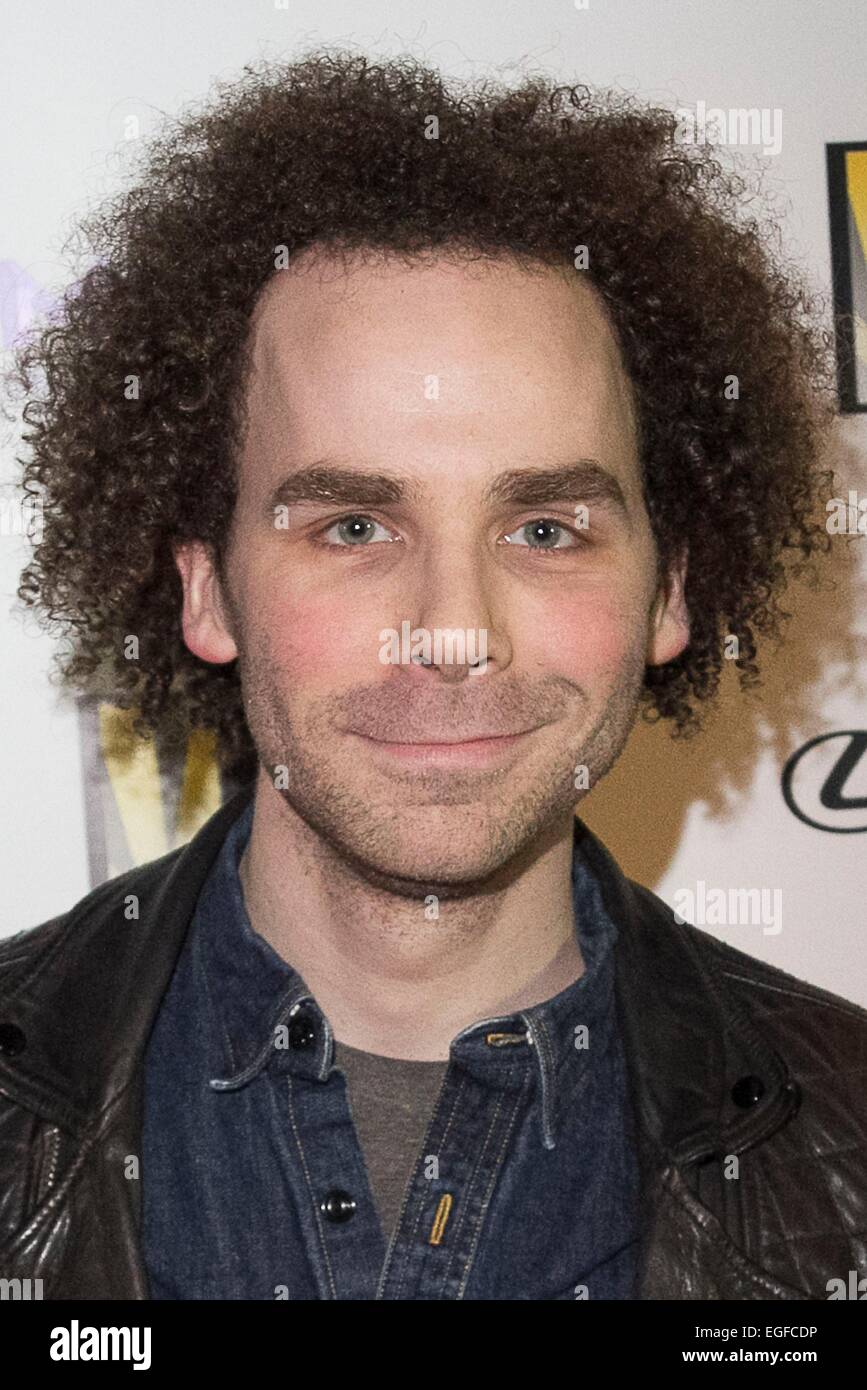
[{"x1": 2, "y1": 0, "x2": 865, "y2": 1007}]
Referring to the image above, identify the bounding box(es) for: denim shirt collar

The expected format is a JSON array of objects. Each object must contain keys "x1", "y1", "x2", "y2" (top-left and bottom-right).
[{"x1": 202, "y1": 799, "x2": 620, "y2": 1151}]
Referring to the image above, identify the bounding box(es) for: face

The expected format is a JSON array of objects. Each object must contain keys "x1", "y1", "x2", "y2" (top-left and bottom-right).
[{"x1": 175, "y1": 246, "x2": 689, "y2": 891}]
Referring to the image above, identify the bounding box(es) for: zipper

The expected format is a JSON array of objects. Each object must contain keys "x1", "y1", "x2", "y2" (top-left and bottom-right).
[{"x1": 36, "y1": 1125, "x2": 61, "y2": 1204}]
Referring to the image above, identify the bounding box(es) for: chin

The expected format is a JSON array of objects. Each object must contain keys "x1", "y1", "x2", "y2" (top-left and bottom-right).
[
  {"x1": 345, "y1": 828, "x2": 489, "y2": 885},
  {"x1": 344, "y1": 848, "x2": 507, "y2": 899},
  {"x1": 330, "y1": 801, "x2": 547, "y2": 898}
]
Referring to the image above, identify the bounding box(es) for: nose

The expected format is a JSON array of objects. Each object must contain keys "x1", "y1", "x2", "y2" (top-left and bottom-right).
[
  {"x1": 406, "y1": 541, "x2": 511, "y2": 683},
  {"x1": 411, "y1": 646, "x2": 486, "y2": 683}
]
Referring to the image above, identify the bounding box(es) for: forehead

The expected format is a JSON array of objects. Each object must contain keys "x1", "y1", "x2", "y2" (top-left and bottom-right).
[{"x1": 240, "y1": 246, "x2": 638, "y2": 473}]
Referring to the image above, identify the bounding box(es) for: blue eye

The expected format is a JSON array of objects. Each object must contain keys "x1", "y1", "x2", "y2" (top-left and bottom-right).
[
  {"x1": 321, "y1": 515, "x2": 395, "y2": 545},
  {"x1": 502, "y1": 519, "x2": 582, "y2": 550}
]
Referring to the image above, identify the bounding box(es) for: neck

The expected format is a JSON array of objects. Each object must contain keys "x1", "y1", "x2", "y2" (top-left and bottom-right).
[{"x1": 237, "y1": 773, "x2": 585, "y2": 1060}]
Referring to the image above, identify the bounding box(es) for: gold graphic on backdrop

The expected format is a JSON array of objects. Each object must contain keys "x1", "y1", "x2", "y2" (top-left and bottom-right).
[
  {"x1": 848, "y1": 150, "x2": 867, "y2": 369},
  {"x1": 91, "y1": 705, "x2": 223, "y2": 876},
  {"x1": 827, "y1": 141, "x2": 867, "y2": 411}
]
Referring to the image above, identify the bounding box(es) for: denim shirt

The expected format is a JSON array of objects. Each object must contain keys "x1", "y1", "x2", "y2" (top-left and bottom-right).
[{"x1": 141, "y1": 801, "x2": 640, "y2": 1300}]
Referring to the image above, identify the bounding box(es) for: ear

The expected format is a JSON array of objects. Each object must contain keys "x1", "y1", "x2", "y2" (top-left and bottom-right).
[
  {"x1": 173, "y1": 540, "x2": 238, "y2": 664},
  {"x1": 647, "y1": 545, "x2": 690, "y2": 667}
]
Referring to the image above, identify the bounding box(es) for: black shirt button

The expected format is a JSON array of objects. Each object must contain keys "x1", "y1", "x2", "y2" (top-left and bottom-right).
[
  {"x1": 731, "y1": 1074, "x2": 765, "y2": 1108},
  {"x1": 0, "y1": 1022, "x2": 26, "y2": 1056},
  {"x1": 320, "y1": 1190, "x2": 357, "y2": 1224},
  {"x1": 288, "y1": 1011, "x2": 316, "y2": 1050}
]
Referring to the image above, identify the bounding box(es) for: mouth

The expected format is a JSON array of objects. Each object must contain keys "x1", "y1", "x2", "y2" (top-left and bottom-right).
[{"x1": 348, "y1": 728, "x2": 539, "y2": 767}]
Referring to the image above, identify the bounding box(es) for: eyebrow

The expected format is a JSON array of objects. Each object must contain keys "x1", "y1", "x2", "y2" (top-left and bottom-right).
[{"x1": 264, "y1": 458, "x2": 631, "y2": 523}]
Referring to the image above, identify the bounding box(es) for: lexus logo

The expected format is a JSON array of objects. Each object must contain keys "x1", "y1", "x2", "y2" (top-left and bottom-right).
[{"x1": 782, "y1": 731, "x2": 867, "y2": 832}]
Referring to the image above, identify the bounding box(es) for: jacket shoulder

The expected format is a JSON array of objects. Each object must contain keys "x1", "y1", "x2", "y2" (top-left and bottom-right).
[
  {"x1": 629, "y1": 876, "x2": 867, "y2": 1025},
  {"x1": 0, "y1": 787, "x2": 254, "y2": 988},
  {"x1": 690, "y1": 916, "x2": 867, "y2": 1028},
  {"x1": 694, "y1": 921, "x2": 867, "y2": 1112},
  {"x1": 629, "y1": 876, "x2": 867, "y2": 1146},
  {"x1": 0, "y1": 844, "x2": 186, "y2": 987}
]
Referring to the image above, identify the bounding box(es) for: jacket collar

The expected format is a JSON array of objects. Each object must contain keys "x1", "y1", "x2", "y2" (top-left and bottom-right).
[{"x1": 0, "y1": 786, "x2": 798, "y2": 1170}]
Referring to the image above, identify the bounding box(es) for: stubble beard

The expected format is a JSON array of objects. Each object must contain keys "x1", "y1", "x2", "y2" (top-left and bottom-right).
[{"x1": 235, "y1": 639, "x2": 648, "y2": 901}]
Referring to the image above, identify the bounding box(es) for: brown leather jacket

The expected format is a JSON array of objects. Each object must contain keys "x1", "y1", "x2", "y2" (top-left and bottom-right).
[{"x1": 1, "y1": 787, "x2": 865, "y2": 1299}]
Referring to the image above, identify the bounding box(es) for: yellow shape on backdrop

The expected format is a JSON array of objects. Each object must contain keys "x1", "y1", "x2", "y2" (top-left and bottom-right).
[
  {"x1": 846, "y1": 150, "x2": 867, "y2": 370},
  {"x1": 176, "y1": 728, "x2": 223, "y2": 843},
  {"x1": 846, "y1": 149, "x2": 867, "y2": 262},
  {"x1": 98, "y1": 706, "x2": 223, "y2": 867}
]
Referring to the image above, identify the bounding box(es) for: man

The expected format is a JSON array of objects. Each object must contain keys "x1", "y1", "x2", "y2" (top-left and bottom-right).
[{"x1": 1, "y1": 50, "x2": 864, "y2": 1301}]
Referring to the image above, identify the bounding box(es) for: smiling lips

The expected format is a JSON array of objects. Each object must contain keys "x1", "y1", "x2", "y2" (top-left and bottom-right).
[{"x1": 350, "y1": 727, "x2": 537, "y2": 766}]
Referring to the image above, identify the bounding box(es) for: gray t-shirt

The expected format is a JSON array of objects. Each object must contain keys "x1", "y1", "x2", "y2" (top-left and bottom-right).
[{"x1": 333, "y1": 1040, "x2": 449, "y2": 1246}]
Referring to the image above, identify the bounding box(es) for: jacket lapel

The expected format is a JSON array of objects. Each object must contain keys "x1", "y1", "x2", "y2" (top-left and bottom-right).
[{"x1": 639, "y1": 1166, "x2": 807, "y2": 1299}]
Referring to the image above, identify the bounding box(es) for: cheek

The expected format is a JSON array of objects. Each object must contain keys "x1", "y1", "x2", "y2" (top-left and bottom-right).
[
  {"x1": 243, "y1": 583, "x2": 385, "y2": 690},
  {"x1": 521, "y1": 588, "x2": 644, "y2": 684}
]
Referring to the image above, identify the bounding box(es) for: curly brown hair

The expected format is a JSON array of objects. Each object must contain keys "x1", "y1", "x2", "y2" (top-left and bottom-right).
[{"x1": 5, "y1": 48, "x2": 838, "y2": 784}]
